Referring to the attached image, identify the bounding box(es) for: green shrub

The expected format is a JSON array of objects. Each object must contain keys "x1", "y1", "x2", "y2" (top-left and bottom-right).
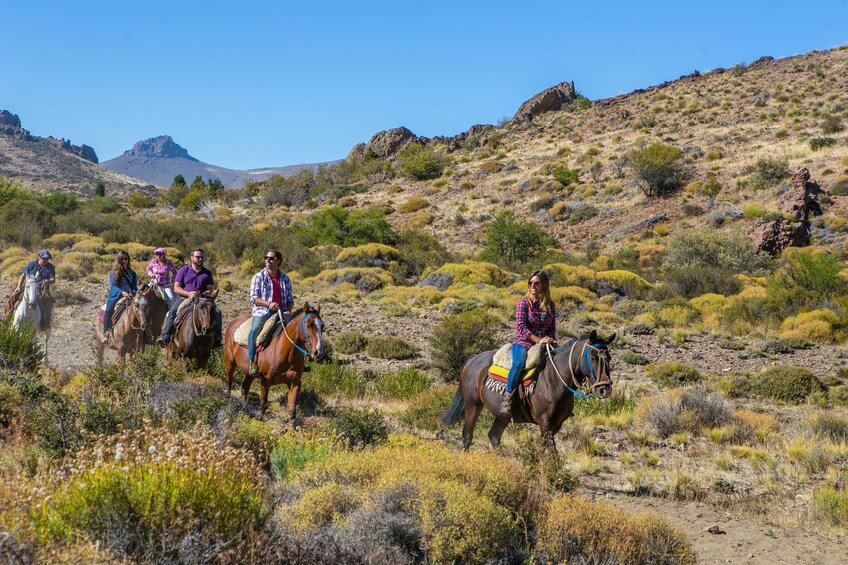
[
  {"x1": 767, "y1": 251, "x2": 846, "y2": 318},
  {"x1": 636, "y1": 387, "x2": 732, "y2": 438},
  {"x1": 0, "y1": 199, "x2": 55, "y2": 247},
  {"x1": 748, "y1": 157, "x2": 788, "y2": 190},
  {"x1": 430, "y1": 310, "x2": 500, "y2": 382},
  {"x1": 810, "y1": 412, "x2": 848, "y2": 442},
  {"x1": 821, "y1": 114, "x2": 844, "y2": 134},
  {"x1": 814, "y1": 487, "x2": 848, "y2": 526},
  {"x1": 331, "y1": 407, "x2": 388, "y2": 449},
  {"x1": 0, "y1": 382, "x2": 23, "y2": 436},
  {"x1": 810, "y1": 137, "x2": 837, "y2": 151},
  {"x1": 574, "y1": 389, "x2": 639, "y2": 418},
  {"x1": 332, "y1": 331, "x2": 369, "y2": 354},
  {"x1": 567, "y1": 205, "x2": 598, "y2": 225},
  {"x1": 301, "y1": 206, "x2": 396, "y2": 247},
  {"x1": 396, "y1": 143, "x2": 446, "y2": 180},
  {"x1": 626, "y1": 142, "x2": 689, "y2": 197},
  {"x1": 647, "y1": 362, "x2": 702, "y2": 388},
  {"x1": 305, "y1": 359, "x2": 367, "y2": 397},
  {"x1": 269, "y1": 432, "x2": 338, "y2": 482},
  {"x1": 0, "y1": 317, "x2": 43, "y2": 373},
  {"x1": 393, "y1": 228, "x2": 452, "y2": 279},
  {"x1": 479, "y1": 209, "x2": 555, "y2": 270},
  {"x1": 372, "y1": 367, "x2": 431, "y2": 399},
  {"x1": 735, "y1": 366, "x2": 825, "y2": 404},
  {"x1": 620, "y1": 351, "x2": 649, "y2": 365},
  {"x1": 397, "y1": 197, "x2": 430, "y2": 214},
  {"x1": 553, "y1": 167, "x2": 579, "y2": 185},
  {"x1": 365, "y1": 336, "x2": 419, "y2": 360}
]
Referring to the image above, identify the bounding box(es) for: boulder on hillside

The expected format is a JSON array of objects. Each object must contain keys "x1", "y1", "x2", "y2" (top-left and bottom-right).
[
  {"x1": 749, "y1": 218, "x2": 809, "y2": 255},
  {"x1": 513, "y1": 81, "x2": 577, "y2": 122},
  {"x1": 0, "y1": 109, "x2": 32, "y2": 140},
  {"x1": 750, "y1": 167, "x2": 825, "y2": 255},
  {"x1": 346, "y1": 142, "x2": 367, "y2": 162},
  {"x1": 431, "y1": 124, "x2": 494, "y2": 152},
  {"x1": 780, "y1": 167, "x2": 826, "y2": 222},
  {"x1": 366, "y1": 127, "x2": 420, "y2": 159}
]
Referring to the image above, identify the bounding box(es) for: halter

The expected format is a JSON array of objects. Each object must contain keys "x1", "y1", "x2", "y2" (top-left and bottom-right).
[
  {"x1": 546, "y1": 338, "x2": 611, "y2": 399},
  {"x1": 190, "y1": 297, "x2": 216, "y2": 337},
  {"x1": 281, "y1": 310, "x2": 321, "y2": 360},
  {"x1": 128, "y1": 293, "x2": 147, "y2": 331}
]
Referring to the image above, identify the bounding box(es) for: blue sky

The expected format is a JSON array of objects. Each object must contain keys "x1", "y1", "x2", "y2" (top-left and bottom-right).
[{"x1": 3, "y1": 1, "x2": 847, "y2": 170}]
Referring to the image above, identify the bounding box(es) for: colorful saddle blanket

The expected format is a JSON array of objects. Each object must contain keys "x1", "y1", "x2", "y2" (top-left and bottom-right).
[
  {"x1": 232, "y1": 315, "x2": 281, "y2": 351},
  {"x1": 484, "y1": 363, "x2": 539, "y2": 397},
  {"x1": 97, "y1": 296, "x2": 130, "y2": 326}
]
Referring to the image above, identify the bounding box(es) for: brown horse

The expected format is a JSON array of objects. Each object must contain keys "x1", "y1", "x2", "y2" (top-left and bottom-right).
[
  {"x1": 143, "y1": 283, "x2": 170, "y2": 345},
  {"x1": 166, "y1": 292, "x2": 218, "y2": 369},
  {"x1": 441, "y1": 330, "x2": 615, "y2": 452},
  {"x1": 94, "y1": 291, "x2": 152, "y2": 364},
  {"x1": 224, "y1": 304, "x2": 325, "y2": 419}
]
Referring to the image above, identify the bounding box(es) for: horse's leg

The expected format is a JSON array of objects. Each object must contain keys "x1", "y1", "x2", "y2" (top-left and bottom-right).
[
  {"x1": 259, "y1": 377, "x2": 270, "y2": 417},
  {"x1": 488, "y1": 418, "x2": 509, "y2": 449},
  {"x1": 462, "y1": 399, "x2": 482, "y2": 451},
  {"x1": 224, "y1": 351, "x2": 235, "y2": 396},
  {"x1": 285, "y1": 382, "x2": 299, "y2": 424},
  {"x1": 241, "y1": 372, "x2": 255, "y2": 403},
  {"x1": 538, "y1": 420, "x2": 557, "y2": 453}
]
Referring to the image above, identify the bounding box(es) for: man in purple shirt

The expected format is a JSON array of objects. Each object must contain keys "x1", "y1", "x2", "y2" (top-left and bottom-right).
[{"x1": 157, "y1": 248, "x2": 222, "y2": 347}]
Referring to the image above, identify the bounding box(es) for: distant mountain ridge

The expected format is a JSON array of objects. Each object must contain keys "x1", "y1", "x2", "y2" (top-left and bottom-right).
[{"x1": 101, "y1": 135, "x2": 337, "y2": 188}]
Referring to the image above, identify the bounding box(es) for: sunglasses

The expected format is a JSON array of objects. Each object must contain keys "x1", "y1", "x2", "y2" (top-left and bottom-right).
[
  {"x1": 193, "y1": 256, "x2": 204, "y2": 260},
  {"x1": 264, "y1": 256, "x2": 276, "y2": 261},
  {"x1": 529, "y1": 281, "x2": 542, "y2": 286}
]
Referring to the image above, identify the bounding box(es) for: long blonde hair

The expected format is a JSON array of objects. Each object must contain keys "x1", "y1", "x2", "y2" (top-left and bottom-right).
[
  {"x1": 525, "y1": 270, "x2": 552, "y2": 312},
  {"x1": 112, "y1": 250, "x2": 131, "y2": 285}
]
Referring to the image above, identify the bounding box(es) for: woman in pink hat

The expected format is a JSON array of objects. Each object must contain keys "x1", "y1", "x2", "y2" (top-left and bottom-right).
[{"x1": 146, "y1": 248, "x2": 177, "y2": 302}]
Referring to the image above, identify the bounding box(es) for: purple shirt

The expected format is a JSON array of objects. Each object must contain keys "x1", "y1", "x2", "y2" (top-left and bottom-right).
[{"x1": 175, "y1": 265, "x2": 214, "y2": 293}]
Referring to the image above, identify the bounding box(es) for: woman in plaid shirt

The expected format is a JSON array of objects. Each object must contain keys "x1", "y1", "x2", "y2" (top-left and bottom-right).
[
  {"x1": 146, "y1": 248, "x2": 177, "y2": 301},
  {"x1": 501, "y1": 270, "x2": 557, "y2": 413}
]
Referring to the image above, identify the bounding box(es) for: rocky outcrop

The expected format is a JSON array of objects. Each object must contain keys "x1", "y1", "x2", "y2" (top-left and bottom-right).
[
  {"x1": 749, "y1": 167, "x2": 825, "y2": 254},
  {"x1": 0, "y1": 110, "x2": 32, "y2": 140},
  {"x1": 431, "y1": 124, "x2": 494, "y2": 152},
  {"x1": 513, "y1": 81, "x2": 577, "y2": 122},
  {"x1": 121, "y1": 135, "x2": 197, "y2": 161},
  {"x1": 365, "y1": 127, "x2": 420, "y2": 159},
  {"x1": 44, "y1": 137, "x2": 99, "y2": 164}
]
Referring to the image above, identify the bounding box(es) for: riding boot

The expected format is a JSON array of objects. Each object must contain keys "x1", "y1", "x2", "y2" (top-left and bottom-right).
[
  {"x1": 500, "y1": 390, "x2": 514, "y2": 413},
  {"x1": 248, "y1": 361, "x2": 260, "y2": 377}
]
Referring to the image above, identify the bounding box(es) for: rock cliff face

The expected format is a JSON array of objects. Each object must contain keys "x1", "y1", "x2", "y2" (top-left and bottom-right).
[
  {"x1": 512, "y1": 81, "x2": 577, "y2": 122},
  {"x1": 121, "y1": 135, "x2": 197, "y2": 161},
  {"x1": 0, "y1": 109, "x2": 98, "y2": 163}
]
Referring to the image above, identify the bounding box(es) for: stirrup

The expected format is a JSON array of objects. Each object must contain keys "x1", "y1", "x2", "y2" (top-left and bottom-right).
[{"x1": 248, "y1": 362, "x2": 260, "y2": 376}]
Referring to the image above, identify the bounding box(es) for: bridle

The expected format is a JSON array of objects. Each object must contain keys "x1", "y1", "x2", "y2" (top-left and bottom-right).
[
  {"x1": 281, "y1": 310, "x2": 323, "y2": 361},
  {"x1": 191, "y1": 297, "x2": 216, "y2": 337},
  {"x1": 545, "y1": 338, "x2": 612, "y2": 399},
  {"x1": 128, "y1": 293, "x2": 148, "y2": 331}
]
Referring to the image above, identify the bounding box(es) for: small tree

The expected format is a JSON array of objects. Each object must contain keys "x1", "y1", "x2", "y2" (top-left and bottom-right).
[
  {"x1": 430, "y1": 311, "x2": 500, "y2": 382},
  {"x1": 173, "y1": 174, "x2": 186, "y2": 187},
  {"x1": 94, "y1": 182, "x2": 106, "y2": 198},
  {"x1": 480, "y1": 210, "x2": 555, "y2": 270},
  {"x1": 627, "y1": 143, "x2": 688, "y2": 197}
]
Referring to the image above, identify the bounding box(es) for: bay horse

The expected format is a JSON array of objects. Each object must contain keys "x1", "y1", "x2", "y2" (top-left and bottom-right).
[
  {"x1": 165, "y1": 292, "x2": 219, "y2": 370},
  {"x1": 94, "y1": 291, "x2": 152, "y2": 364},
  {"x1": 441, "y1": 330, "x2": 615, "y2": 452},
  {"x1": 144, "y1": 283, "x2": 170, "y2": 346},
  {"x1": 10, "y1": 279, "x2": 54, "y2": 364},
  {"x1": 224, "y1": 303, "x2": 325, "y2": 419}
]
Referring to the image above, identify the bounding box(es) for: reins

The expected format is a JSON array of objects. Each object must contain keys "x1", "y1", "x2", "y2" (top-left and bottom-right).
[
  {"x1": 280, "y1": 310, "x2": 318, "y2": 360},
  {"x1": 545, "y1": 339, "x2": 611, "y2": 400}
]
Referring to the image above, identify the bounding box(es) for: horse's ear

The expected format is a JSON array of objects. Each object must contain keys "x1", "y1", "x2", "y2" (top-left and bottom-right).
[
  {"x1": 211, "y1": 289, "x2": 219, "y2": 299},
  {"x1": 302, "y1": 301, "x2": 310, "y2": 312},
  {"x1": 605, "y1": 332, "x2": 616, "y2": 344},
  {"x1": 314, "y1": 303, "x2": 320, "y2": 313},
  {"x1": 589, "y1": 329, "x2": 598, "y2": 343}
]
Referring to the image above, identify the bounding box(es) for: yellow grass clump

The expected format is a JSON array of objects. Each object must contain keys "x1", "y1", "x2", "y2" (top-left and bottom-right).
[
  {"x1": 42, "y1": 233, "x2": 90, "y2": 249},
  {"x1": 105, "y1": 242, "x2": 155, "y2": 261},
  {"x1": 543, "y1": 263, "x2": 597, "y2": 288},
  {"x1": 335, "y1": 243, "x2": 400, "y2": 266},
  {"x1": 305, "y1": 267, "x2": 395, "y2": 294},
  {"x1": 733, "y1": 408, "x2": 780, "y2": 441},
  {"x1": 424, "y1": 261, "x2": 513, "y2": 288},
  {"x1": 71, "y1": 237, "x2": 107, "y2": 254},
  {"x1": 536, "y1": 494, "x2": 694, "y2": 564},
  {"x1": 778, "y1": 308, "x2": 841, "y2": 343},
  {"x1": 634, "y1": 243, "x2": 665, "y2": 267}
]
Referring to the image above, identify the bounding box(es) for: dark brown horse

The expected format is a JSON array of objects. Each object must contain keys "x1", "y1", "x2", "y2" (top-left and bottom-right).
[
  {"x1": 441, "y1": 330, "x2": 615, "y2": 452},
  {"x1": 94, "y1": 291, "x2": 151, "y2": 365},
  {"x1": 143, "y1": 284, "x2": 170, "y2": 345},
  {"x1": 223, "y1": 304, "x2": 325, "y2": 419},
  {"x1": 166, "y1": 292, "x2": 218, "y2": 369}
]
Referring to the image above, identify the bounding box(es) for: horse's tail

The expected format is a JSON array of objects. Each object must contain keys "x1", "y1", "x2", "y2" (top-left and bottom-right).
[{"x1": 440, "y1": 384, "x2": 465, "y2": 426}]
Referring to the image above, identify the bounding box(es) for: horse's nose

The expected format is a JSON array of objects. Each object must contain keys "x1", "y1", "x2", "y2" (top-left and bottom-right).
[{"x1": 595, "y1": 385, "x2": 612, "y2": 400}]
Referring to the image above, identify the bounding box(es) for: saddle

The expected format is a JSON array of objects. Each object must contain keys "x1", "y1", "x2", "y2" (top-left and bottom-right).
[
  {"x1": 485, "y1": 342, "x2": 547, "y2": 398},
  {"x1": 97, "y1": 296, "x2": 130, "y2": 327},
  {"x1": 233, "y1": 315, "x2": 281, "y2": 352}
]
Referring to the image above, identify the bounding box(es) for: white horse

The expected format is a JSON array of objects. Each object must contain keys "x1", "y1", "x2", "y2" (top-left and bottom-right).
[{"x1": 12, "y1": 278, "x2": 52, "y2": 364}]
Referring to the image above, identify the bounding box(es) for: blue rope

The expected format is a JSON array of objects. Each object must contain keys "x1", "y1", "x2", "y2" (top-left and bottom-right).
[{"x1": 281, "y1": 311, "x2": 315, "y2": 358}]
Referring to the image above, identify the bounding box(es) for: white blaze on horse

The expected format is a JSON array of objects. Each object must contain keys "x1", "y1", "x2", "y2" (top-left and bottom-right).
[{"x1": 12, "y1": 278, "x2": 53, "y2": 363}]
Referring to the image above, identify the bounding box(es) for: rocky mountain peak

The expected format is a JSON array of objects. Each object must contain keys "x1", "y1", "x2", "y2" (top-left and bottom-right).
[{"x1": 124, "y1": 135, "x2": 197, "y2": 161}]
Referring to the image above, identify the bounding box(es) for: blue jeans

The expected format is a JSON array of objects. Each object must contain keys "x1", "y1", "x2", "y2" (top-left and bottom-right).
[
  {"x1": 103, "y1": 298, "x2": 119, "y2": 333},
  {"x1": 505, "y1": 344, "x2": 528, "y2": 394},
  {"x1": 247, "y1": 312, "x2": 274, "y2": 361}
]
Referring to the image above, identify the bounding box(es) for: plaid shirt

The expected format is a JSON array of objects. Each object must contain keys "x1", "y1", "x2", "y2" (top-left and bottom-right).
[
  {"x1": 512, "y1": 297, "x2": 556, "y2": 349},
  {"x1": 250, "y1": 268, "x2": 293, "y2": 317},
  {"x1": 146, "y1": 258, "x2": 176, "y2": 285}
]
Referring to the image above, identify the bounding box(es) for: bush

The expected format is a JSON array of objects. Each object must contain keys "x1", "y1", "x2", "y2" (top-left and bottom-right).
[
  {"x1": 1, "y1": 371, "x2": 80, "y2": 454},
  {"x1": 0, "y1": 199, "x2": 54, "y2": 247},
  {"x1": 373, "y1": 367, "x2": 431, "y2": 399},
  {"x1": 269, "y1": 432, "x2": 338, "y2": 482},
  {"x1": 620, "y1": 351, "x2": 649, "y2": 365},
  {"x1": 626, "y1": 143, "x2": 688, "y2": 197},
  {"x1": 365, "y1": 336, "x2": 419, "y2": 360},
  {"x1": 536, "y1": 494, "x2": 694, "y2": 564},
  {"x1": 810, "y1": 137, "x2": 837, "y2": 151},
  {"x1": 332, "y1": 407, "x2": 389, "y2": 449},
  {"x1": 301, "y1": 206, "x2": 396, "y2": 247},
  {"x1": 396, "y1": 143, "x2": 446, "y2": 180},
  {"x1": 306, "y1": 360, "x2": 367, "y2": 397},
  {"x1": 0, "y1": 317, "x2": 43, "y2": 373},
  {"x1": 429, "y1": 310, "x2": 500, "y2": 382},
  {"x1": 735, "y1": 366, "x2": 825, "y2": 404},
  {"x1": 398, "y1": 386, "x2": 458, "y2": 431},
  {"x1": 553, "y1": 167, "x2": 579, "y2": 185},
  {"x1": 635, "y1": 387, "x2": 733, "y2": 438},
  {"x1": 815, "y1": 487, "x2": 848, "y2": 526},
  {"x1": 748, "y1": 157, "x2": 788, "y2": 190},
  {"x1": 647, "y1": 362, "x2": 702, "y2": 388},
  {"x1": 397, "y1": 197, "x2": 429, "y2": 214},
  {"x1": 767, "y1": 251, "x2": 846, "y2": 319},
  {"x1": 332, "y1": 331, "x2": 369, "y2": 354},
  {"x1": 822, "y1": 114, "x2": 844, "y2": 134},
  {"x1": 479, "y1": 210, "x2": 555, "y2": 270}
]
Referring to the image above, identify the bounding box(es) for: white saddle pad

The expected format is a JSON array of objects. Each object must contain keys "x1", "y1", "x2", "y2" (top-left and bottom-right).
[{"x1": 492, "y1": 342, "x2": 544, "y2": 370}]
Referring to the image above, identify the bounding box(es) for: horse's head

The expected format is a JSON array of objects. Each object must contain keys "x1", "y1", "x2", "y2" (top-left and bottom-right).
[
  {"x1": 131, "y1": 292, "x2": 150, "y2": 332},
  {"x1": 193, "y1": 296, "x2": 217, "y2": 336},
  {"x1": 581, "y1": 330, "x2": 616, "y2": 399},
  {"x1": 294, "y1": 302, "x2": 325, "y2": 361},
  {"x1": 23, "y1": 279, "x2": 41, "y2": 308}
]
